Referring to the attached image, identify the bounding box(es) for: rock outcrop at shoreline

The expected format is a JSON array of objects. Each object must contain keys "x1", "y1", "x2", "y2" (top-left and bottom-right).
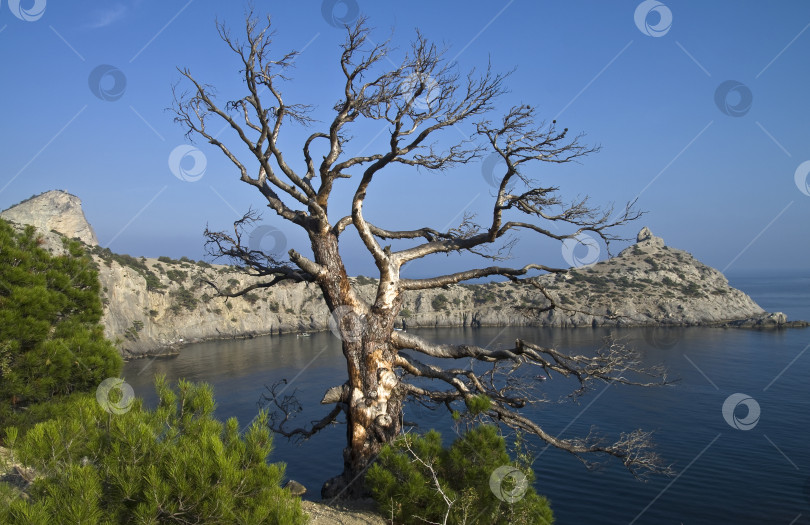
[{"x1": 2, "y1": 191, "x2": 804, "y2": 358}]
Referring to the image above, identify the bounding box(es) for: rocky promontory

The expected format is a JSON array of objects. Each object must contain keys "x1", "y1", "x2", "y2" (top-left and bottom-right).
[
  {"x1": 2, "y1": 191, "x2": 804, "y2": 357},
  {"x1": 0, "y1": 190, "x2": 98, "y2": 246}
]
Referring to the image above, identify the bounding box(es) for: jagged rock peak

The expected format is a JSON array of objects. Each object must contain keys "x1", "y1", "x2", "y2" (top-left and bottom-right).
[
  {"x1": 0, "y1": 190, "x2": 99, "y2": 246},
  {"x1": 636, "y1": 226, "x2": 664, "y2": 249}
]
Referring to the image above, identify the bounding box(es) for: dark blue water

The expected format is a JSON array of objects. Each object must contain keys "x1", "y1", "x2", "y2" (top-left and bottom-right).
[
  {"x1": 123, "y1": 275, "x2": 810, "y2": 524},
  {"x1": 728, "y1": 271, "x2": 810, "y2": 323}
]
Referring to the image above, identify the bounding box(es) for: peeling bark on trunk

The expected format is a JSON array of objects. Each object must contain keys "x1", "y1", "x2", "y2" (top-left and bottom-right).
[
  {"x1": 311, "y1": 232, "x2": 404, "y2": 499},
  {"x1": 322, "y1": 330, "x2": 403, "y2": 499}
]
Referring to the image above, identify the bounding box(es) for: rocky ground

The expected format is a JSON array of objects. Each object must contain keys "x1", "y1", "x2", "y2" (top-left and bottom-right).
[
  {"x1": 301, "y1": 499, "x2": 386, "y2": 525},
  {"x1": 0, "y1": 446, "x2": 35, "y2": 500}
]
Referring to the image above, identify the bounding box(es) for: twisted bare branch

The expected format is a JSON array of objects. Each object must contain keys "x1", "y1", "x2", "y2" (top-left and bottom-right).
[
  {"x1": 260, "y1": 380, "x2": 345, "y2": 442},
  {"x1": 202, "y1": 210, "x2": 320, "y2": 297},
  {"x1": 393, "y1": 341, "x2": 673, "y2": 478}
]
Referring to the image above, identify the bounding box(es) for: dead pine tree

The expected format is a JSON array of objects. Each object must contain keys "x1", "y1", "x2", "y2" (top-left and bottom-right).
[{"x1": 172, "y1": 10, "x2": 671, "y2": 499}]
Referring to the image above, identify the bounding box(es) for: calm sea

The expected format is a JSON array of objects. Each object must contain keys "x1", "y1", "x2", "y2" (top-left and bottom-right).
[{"x1": 123, "y1": 273, "x2": 810, "y2": 524}]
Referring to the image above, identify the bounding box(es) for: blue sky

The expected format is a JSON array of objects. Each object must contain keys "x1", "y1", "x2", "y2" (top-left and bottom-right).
[{"x1": 1, "y1": 1, "x2": 809, "y2": 277}]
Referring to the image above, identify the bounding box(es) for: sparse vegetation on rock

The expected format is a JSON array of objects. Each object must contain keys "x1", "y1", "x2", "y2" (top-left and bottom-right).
[{"x1": 1, "y1": 192, "x2": 792, "y2": 359}]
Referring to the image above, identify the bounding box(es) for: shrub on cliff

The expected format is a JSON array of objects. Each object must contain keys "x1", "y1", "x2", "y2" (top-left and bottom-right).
[
  {"x1": 0, "y1": 220, "x2": 122, "y2": 431},
  {"x1": 0, "y1": 376, "x2": 307, "y2": 524},
  {"x1": 367, "y1": 423, "x2": 554, "y2": 524},
  {"x1": 431, "y1": 293, "x2": 449, "y2": 311}
]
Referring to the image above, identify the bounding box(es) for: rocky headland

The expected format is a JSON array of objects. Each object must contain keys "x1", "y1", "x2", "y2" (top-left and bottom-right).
[{"x1": 2, "y1": 190, "x2": 804, "y2": 358}]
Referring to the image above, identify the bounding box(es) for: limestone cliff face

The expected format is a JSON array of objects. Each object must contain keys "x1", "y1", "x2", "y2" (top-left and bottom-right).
[
  {"x1": 1, "y1": 191, "x2": 798, "y2": 358},
  {"x1": 1, "y1": 190, "x2": 99, "y2": 246},
  {"x1": 74, "y1": 229, "x2": 793, "y2": 357}
]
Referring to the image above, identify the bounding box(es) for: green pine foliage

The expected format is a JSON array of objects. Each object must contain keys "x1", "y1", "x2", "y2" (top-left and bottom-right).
[
  {"x1": 0, "y1": 376, "x2": 307, "y2": 525},
  {"x1": 0, "y1": 220, "x2": 122, "y2": 430},
  {"x1": 367, "y1": 424, "x2": 554, "y2": 524}
]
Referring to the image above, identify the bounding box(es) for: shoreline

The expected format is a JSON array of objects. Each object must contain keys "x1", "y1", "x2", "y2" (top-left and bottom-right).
[
  {"x1": 2, "y1": 214, "x2": 803, "y2": 360},
  {"x1": 122, "y1": 315, "x2": 808, "y2": 360}
]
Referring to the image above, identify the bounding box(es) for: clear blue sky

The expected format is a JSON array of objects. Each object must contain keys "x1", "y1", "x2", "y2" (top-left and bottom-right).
[{"x1": 1, "y1": 1, "x2": 809, "y2": 277}]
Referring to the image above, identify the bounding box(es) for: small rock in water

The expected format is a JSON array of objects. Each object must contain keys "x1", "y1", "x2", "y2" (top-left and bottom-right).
[{"x1": 284, "y1": 479, "x2": 307, "y2": 497}]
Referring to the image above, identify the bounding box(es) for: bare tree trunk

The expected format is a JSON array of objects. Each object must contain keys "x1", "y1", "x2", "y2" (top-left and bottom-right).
[
  {"x1": 311, "y1": 232, "x2": 404, "y2": 498},
  {"x1": 324, "y1": 328, "x2": 404, "y2": 498}
]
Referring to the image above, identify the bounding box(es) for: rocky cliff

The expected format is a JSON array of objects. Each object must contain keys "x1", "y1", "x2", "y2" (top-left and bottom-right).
[
  {"x1": 0, "y1": 190, "x2": 98, "y2": 246},
  {"x1": 2, "y1": 191, "x2": 801, "y2": 358}
]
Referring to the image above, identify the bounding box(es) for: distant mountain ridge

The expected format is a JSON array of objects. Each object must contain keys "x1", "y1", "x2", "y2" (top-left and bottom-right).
[{"x1": 1, "y1": 190, "x2": 804, "y2": 358}]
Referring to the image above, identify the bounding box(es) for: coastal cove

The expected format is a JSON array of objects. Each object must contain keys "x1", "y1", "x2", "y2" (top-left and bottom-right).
[
  {"x1": 2, "y1": 192, "x2": 805, "y2": 361},
  {"x1": 123, "y1": 273, "x2": 810, "y2": 524}
]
